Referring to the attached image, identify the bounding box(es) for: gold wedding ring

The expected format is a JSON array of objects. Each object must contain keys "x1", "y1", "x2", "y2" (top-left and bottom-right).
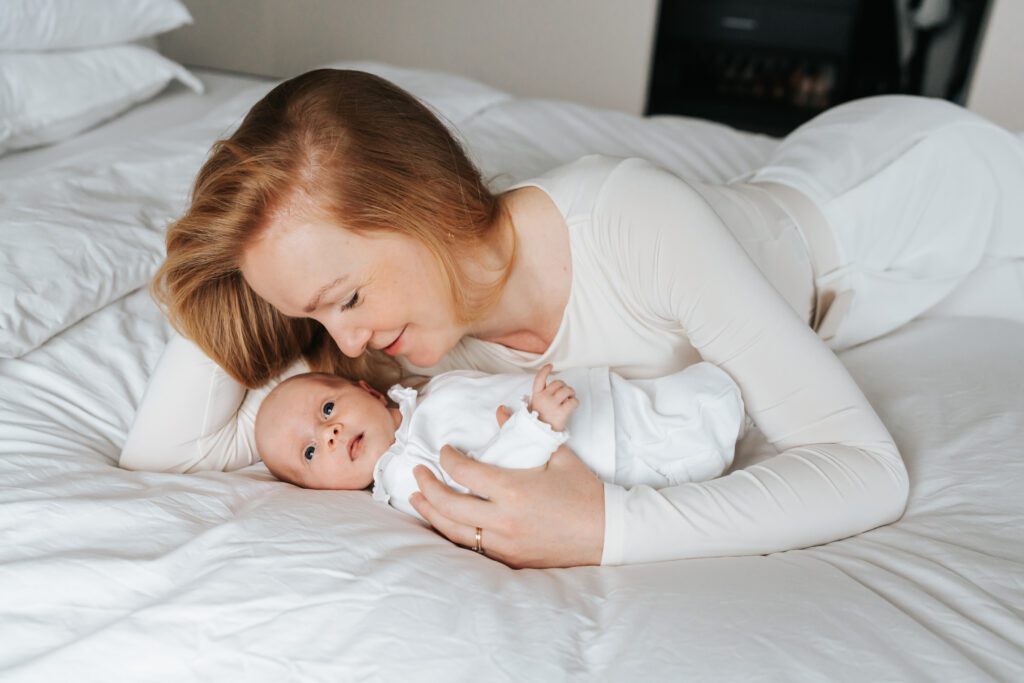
[{"x1": 474, "y1": 527, "x2": 485, "y2": 554}]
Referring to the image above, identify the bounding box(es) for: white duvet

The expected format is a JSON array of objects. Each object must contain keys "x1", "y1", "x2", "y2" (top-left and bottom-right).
[{"x1": 1, "y1": 62, "x2": 1022, "y2": 681}]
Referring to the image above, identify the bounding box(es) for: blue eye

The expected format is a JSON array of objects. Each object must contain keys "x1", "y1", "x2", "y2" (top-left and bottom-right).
[
  {"x1": 322, "y1": 401, "x2": 335, "y2": 417},
  {"x1": 304, "y1": 445, "x2": 315, "y2": 461}
]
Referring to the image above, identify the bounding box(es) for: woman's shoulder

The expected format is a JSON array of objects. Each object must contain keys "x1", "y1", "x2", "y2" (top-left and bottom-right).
[
  {"x1": 516, "y1": 155, "x2": 703, "y2": 226},
  {"x1": 509, "y1": 154, "x2": 640, "y2": 221}
]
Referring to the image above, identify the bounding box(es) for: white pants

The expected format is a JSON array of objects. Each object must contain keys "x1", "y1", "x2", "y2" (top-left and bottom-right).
[
  {"x1": 609, "y1": 363, "x2": 745, "y2": 488},
  {"x1": 750, "y1": 95, "x2": 1024, "y2": 351}
]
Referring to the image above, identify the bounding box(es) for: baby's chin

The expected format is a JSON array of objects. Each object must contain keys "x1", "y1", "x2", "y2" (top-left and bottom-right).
[{"x1": 313, "y1": 462, "x2": 379, "y2": 491}]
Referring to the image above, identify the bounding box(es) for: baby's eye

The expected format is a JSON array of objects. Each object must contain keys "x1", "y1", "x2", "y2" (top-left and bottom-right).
[
  {"x1": 304, "y1": 445, "x2": 316, "y2": 461},
  {"x1": 322, "y1": 401, "x2": 335, "y2": 418}
]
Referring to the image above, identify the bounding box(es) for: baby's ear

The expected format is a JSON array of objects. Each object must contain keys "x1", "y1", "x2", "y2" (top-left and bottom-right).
[{"x1": 359, "y1": 379, "x2": 386, "y2": 403}]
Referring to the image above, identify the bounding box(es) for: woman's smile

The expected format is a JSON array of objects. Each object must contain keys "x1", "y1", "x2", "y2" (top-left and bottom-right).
[{"x1": 381, "y1": 327, "x2": 406, "y2": 356}]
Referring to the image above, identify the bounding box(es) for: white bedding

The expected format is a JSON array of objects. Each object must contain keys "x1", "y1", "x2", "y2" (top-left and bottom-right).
[
  {"x1": 1, "y1": 61, "x2": 1022, "y2": 681},
  {"x1": 0, "y1": 67, "x2": 273, "y2": 179}
]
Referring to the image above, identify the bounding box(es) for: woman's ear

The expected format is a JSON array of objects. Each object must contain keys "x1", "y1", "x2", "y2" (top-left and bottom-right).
[{"x1": 359, "y1": 379, "x2": 386, "y2": 404}]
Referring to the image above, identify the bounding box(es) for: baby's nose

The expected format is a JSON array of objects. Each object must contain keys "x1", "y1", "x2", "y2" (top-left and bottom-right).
[{"x1": 321, "y1": 424, "x2": 342, "y2": 451}]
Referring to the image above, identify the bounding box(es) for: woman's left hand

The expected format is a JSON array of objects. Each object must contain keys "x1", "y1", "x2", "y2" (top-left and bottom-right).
[{"x1": 409, "y1": 413, "x2": 605, "y2": 568}]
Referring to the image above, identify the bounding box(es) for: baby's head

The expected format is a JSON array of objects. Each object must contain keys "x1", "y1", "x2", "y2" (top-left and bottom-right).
[{"x1": 256, "y1": 372, "x2": 401, "y2": 489}]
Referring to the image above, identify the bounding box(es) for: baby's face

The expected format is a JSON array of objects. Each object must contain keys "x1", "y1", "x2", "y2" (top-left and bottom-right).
[{"x1": 257, "y1": 374, "x2": 400, "y2": 489}]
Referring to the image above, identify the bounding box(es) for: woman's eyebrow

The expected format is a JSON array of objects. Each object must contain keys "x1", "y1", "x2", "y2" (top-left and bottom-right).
[{"x1": 303, "y1": 276, "x2": 348, "y2": 313}]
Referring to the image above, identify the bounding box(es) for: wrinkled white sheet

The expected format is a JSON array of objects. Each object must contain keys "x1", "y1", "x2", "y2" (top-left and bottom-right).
[{"x1": 1, "y1": 62, "x2": 1022, "y2": 681}]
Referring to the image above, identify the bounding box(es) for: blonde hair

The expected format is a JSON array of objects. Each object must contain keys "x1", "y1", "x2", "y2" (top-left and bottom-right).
[{"x1": 154, "y1": 69, "x2": 513, "y2": 390}]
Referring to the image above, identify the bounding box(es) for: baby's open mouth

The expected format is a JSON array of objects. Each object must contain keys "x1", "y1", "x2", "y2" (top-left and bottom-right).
[{"x1": 348, "y1": 433, "x2": 364, "y2": 461}]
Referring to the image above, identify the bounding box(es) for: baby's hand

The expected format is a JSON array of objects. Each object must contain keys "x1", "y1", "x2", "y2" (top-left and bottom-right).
[{"x1": 529, "y1": 364, "x2": 578, "y2": 431}]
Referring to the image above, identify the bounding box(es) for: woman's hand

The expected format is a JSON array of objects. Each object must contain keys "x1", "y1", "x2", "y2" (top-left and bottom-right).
[{"x1": 409, "y1": 408, "x2": 605, "y2": 568}]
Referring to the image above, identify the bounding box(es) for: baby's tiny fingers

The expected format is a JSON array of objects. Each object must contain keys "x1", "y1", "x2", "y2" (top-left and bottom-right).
[{"x1": 532, "y1": 364, "x2": 553, "y2": 396}]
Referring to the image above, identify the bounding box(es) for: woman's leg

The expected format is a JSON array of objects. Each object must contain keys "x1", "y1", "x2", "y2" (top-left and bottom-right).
[{"x1": 751, "y1": 96, "x2": 1024, "y2": 350}]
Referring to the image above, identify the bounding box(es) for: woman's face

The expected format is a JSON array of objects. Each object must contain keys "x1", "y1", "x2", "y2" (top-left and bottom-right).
[{"x1": 241, "y1": 210, "x2": 467, "y2": 368}]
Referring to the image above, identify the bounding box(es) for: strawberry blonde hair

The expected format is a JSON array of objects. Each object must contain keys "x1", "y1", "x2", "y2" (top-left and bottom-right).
[{"x1": 154, "y1": 69, "x2": 513, "y2": 390}]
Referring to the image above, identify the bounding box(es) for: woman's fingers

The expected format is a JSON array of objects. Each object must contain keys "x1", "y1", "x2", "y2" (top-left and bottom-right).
[
  {"x1": 414, "y1": 444, "x2": 606, "y2": 569},
  {"x1": 411, "y1": 462, "x2": 496, "y2": 524},
  {"x1": 409, "y1": 453, "x2": 513, "y2": 557},
  {"x1": 410, "y1": 490, "x2": 513, "y2": 560},
  {"x1": 438, "y1": 445, "x2": 510, "y2": 500},
  {"x1": 409, "y1": 489, "x2": 480, "y2": 548}
]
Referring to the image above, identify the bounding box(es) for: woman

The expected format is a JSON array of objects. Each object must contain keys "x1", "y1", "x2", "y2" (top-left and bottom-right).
[{"x1": 120, "y1": 69, "x2": 1024, "y2": 568}]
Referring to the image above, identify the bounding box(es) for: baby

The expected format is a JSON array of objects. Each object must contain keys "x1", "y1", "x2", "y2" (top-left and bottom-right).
[{"x1": 255, "y1": 363, "x2": 747, "y2": 521}]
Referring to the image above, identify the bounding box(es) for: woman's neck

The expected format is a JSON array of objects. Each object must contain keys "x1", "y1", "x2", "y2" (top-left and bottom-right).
[{"x1": 468, "y1": 187, "x2": 571, "y2": 354}]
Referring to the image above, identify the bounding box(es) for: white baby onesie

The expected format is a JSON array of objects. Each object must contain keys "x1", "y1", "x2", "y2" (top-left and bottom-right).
[{"x1": 371, "y1": 364, "x2": 745, "y2": 522}]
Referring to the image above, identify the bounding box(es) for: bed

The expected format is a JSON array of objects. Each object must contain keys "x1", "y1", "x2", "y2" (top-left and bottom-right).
[{"x1": 2, "y1": 61, "x2": 1023, "y2": 682}]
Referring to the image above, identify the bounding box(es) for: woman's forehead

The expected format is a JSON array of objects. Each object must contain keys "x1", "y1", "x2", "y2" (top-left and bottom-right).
[{"x1": 242, "y1": 217, "x2": 358, "y2": 311}]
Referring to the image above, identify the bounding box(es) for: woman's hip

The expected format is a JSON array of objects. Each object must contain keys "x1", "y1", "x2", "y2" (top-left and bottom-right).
[{"x1": 748, "y1": 95, "x2": 1024, "y2": 350}]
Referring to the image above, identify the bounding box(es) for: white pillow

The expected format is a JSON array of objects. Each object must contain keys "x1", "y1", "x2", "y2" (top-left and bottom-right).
[
  {"x1": 319, "y1": 60, "x2": 512, "y2": 126},
  {"x1": 0, "y1": 0, "x2": 192, "y2": 50},
  {"x1": 0, "y1": 44, "x2": 203, "y2": 155}
]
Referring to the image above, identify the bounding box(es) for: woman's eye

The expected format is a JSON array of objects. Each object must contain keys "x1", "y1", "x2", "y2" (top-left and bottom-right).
[
  {"x1": 340, "y1": 291, "x2": 359, "y2": 311},
  {"x1": 304, "y1": 445, "x2": 316, "y2": 461},
  {"x1": 322, "y1": 401, "x2": 335, "y2": 418}
]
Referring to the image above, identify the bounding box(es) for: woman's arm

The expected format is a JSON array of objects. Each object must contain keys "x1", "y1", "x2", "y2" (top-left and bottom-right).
[
  {"x1": 411, "y1": 159, "x2": 908, "y2": 567},
  {"x1": 119, "y1": 333, "x2": 308, "y2": 473},
  {"x1": 593, "y1": 159, "x2": 908, "y2": 564}
]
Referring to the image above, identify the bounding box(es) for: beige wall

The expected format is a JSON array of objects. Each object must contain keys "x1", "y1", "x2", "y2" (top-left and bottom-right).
[
  {"x1": 967, "y1": 0, "x2": 1024, "y2": 130},
  {"x1": 162, "y1": 1, "x2": 1022, "y2": 129},
  {"x1": 159, "y1": 0, "x2": 660, "y2": 115}
]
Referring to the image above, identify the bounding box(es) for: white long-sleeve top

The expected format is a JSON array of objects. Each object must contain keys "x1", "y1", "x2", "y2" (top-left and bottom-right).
[
  {"x1": 401, "y1": 155, "x2": 908, "y2": 564},
  {"x1": 121, "y1": 154, "x2": 908, "y2": 565}
]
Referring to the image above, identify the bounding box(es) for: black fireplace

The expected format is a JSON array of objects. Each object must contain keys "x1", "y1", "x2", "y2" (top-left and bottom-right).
[{"x1": 645, "y1": 0, "x2": 991, "y2": 135}]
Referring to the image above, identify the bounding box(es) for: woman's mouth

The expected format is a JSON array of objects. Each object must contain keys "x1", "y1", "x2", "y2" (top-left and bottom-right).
[
  {"x1": 383, "y1": 327, "x2": 406, "y2": 356},
  {"x1": 348, "y1": 433, "x2": 364, "y2": 460}
]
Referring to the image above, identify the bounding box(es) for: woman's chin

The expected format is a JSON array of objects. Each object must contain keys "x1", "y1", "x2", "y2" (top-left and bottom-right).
[{"x1": 401, "y1": 346, "x2": 441, "y2": 369}]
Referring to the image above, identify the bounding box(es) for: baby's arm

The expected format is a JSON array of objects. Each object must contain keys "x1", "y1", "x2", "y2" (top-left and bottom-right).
[
  {"x1": 376, "y1": 455, "x2": 446, "y2": 523},
  {"x1": 471, "y1": 399, "x2": 570, "y2": 470}
]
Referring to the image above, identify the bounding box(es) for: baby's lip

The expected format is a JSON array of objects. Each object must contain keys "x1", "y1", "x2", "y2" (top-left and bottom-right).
[{"x1": 348, "y1": 433, "x2": 363, "y2": 461}]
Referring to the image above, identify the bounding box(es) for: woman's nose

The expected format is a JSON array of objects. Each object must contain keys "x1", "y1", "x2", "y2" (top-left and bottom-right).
[{"x1": 328, "y1": 324, "x2": 371, "y2": 357}]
